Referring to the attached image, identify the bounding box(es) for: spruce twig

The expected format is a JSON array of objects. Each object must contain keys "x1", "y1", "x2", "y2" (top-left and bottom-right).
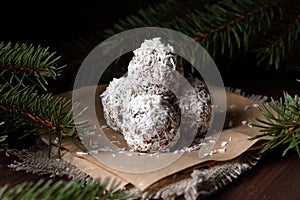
[
  {"x1": 256, "y1": 2, "x2": 300, "y2": 69},
  {"x1": 102, "y1": 0, "x2": 279, "y2": 63},
  {"x1": 0, "y1": 121, "x2": 7, "y2": 151},
  {"x1": 0, "y1": 178, "x2": 129, "y2": 200},
  {"x1": 101, "y1": 0, "x2": 300, "y2": 69},
  {"x1": 181, "y1": 0, "x2": 278, "y2": 58},
  {"x1": 0, "y1": 41, "x2": 90, "y2": 158},
  {"x1": 250, "y1": 92, "x2": 300, "y2": 157},
  {"x1": 0, "y1": 42, "x2": 66, "y2": 91},
  {"x1": 0, "y1": 84, "x2": 89, "y2": 158}
]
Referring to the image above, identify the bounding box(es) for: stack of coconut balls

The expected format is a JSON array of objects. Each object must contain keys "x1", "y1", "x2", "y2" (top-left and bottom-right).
[{"x1": 100, "y1": 38, "x2": 212, "y2": 153}]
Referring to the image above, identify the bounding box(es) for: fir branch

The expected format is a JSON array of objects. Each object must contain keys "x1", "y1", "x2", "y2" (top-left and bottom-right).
[
  {"x1": 102, "y1": 0, "x2": 280, "y2": 64},
  {"x1": 0, "y1": 41, "x2": 66, "y2": 90},
  {"x1": 256, "y1": 3, "x2": 300, "y2": 69},
  {"x1": 0, "y1": 84, "x2": 89, "y2": 158},
  {"x1": 0, "y1": 121, "x2": 7, "y2": 151},
  {"x1": 250, "y1": 92, "x2": 300, "y2": 157},
  {"x1": 0, "y1": 178, "x2": 129, "y2": 200},
  {"x1": 167, "y1": 0, "x2": 279, "y2": 58},
  {"x1": 193, "y1": 2, "x2": 274, "y2": 40}
]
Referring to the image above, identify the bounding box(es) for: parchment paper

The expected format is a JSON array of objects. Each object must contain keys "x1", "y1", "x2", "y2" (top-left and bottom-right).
[{"x1": 51, "y1": 85, "x2": 269, "y2": 191}]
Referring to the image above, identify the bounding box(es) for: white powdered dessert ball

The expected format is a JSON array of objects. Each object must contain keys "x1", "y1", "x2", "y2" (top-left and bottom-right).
[
  {"x1": 127, "y1": 37, "x2": 184, "y2": 87},
  {"x1": 179, "y1": 77, "x2": 212, "y2": 137},
  {"x1": 100, "y1": 77, "x2": 135, "y2": 132},
  {"x1": 122, "y1": 94, "x2": 180, "y2": 152}
]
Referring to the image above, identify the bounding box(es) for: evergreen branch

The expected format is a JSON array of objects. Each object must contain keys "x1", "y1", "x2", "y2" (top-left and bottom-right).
[
  {"x1": 0, "y1": 84, "x2": 89, "y2": 158},
  {"x1": 0, "y1": 121, "x2": 7, "y2": 151},
  {"x1": 167, "y1": 0, "x2": 279, "y2": 58},
  {"x1": 0, "y1": 85, "x2": 74, "y2": 135},
  {"x1": 102, "y1": 0, "x2": 279, "y2": 62},
  {"x1": 100, "y1": 0, "x2": 300, "y2": 69},
  {"x1": 0, "y1": 42, "x2": 66, "y2": 90},
  {"x1": 193, "y1": 1, "x2": 275, "y2": 41},
  {"x1": 250, "y1": 92, "x2": 300, "y2": 157},
  {"x1": 0, "y1": 178, "x2": 129, "y2": 200},
  {"x1": 256, "y1": 6, "x2": 300, "y2": 69}
]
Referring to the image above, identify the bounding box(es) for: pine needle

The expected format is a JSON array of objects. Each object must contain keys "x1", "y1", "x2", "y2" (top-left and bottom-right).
[
  {"x1": 0, "y1": 41, "x2": 66, "y2": 90},
  {"x1": 250, "y1": 92, "x2": 300, "y2": 157},
  {"x1": 0, "y1": 178, "x2": 129, "y2": 200}
]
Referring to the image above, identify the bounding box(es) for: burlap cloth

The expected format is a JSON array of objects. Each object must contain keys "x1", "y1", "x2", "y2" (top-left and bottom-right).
[{"x1": 6, "y1": 86, "x2": 270, "y2": 200}]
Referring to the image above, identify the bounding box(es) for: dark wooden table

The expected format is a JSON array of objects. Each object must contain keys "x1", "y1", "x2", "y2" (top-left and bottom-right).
[{"x1": 210, "y1": 148, "x2": 300, "y2": 200}]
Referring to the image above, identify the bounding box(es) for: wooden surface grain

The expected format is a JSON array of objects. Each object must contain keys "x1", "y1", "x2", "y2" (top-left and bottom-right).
[{"x1": 210, "y1": 148, "x2": 300, "y2": 200}]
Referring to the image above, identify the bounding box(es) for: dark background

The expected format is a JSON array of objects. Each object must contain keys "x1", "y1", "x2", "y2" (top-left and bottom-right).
[{"x1": 1, "y1": 0, "x2": 299, "y2": 98}]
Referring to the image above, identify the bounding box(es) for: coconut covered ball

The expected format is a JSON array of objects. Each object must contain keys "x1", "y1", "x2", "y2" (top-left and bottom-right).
[
  {"x1": 179, "y1": 77, "x2": 212, "y2": 137},
  {"x1": 134, "y1": 79, "x2": 180, "y2": 107},
  {"x1": 127, "y1": 37, "x2": 184, "y2": 87},
  {"x1": 122, "y1": 94, "x2": 180, "y2": 152},
  {"x1": 100, "y1": 77, "x2": 135, "y2": 131},
  {"x1": 100, "y1": 37, "x2": 212, "y2": 153}
]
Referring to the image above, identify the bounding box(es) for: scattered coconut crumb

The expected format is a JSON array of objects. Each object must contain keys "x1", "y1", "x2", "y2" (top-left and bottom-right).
[
  {"x1": 89, "y1": 147, "x2": 113, "y2": 153},
  {"x1": 244, "y1": 105, "x2": 250, "y2": 110},
  {"x1": 229, "y1": 104, "x2": 236, "y2": 108},
  {"x1": 85, "y1": 131, "x2": 96, "y2": 136},
  {"x1": 205, "y1": 147, "x2": 227, "y2": 156},
  {"x1": 101, "y1": 125, "x2": 108, "y2": 129},
  {"x1": 76, "y1": 152, "x2": 89, "y2": 155},
  {"x1": 252, "y1": 103, "x2": 259, "y2": 107},
  {"x1": 110, "y1": 140, "x2": 121, "y2": 145},
  {"x1": 242, "y1": 120, "x2": 248, "y2": 125},
  {"x1": 209, "y1": 139, "x2": 216, "y2": 143},
  {"x1": 202, "y1": 135, "x2": 233, "y2": 157},
  {"x1": 217, "y1": 148, "x2": 226, "y2": 153},
  {"x1": 209, "y1": 149, "x2": 217, "y2": 156},
  {"x1": 221, "y1": 141, "x2": 228, "y2": 147},
  {"x1": 53, "y1": 137, "x2": 59, "y2": 144}
]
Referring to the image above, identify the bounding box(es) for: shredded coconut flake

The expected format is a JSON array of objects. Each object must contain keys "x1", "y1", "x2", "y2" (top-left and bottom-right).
[
  {"x1": 217, "y1": 148, "x2": 226, "y2": 153},
  {"x1": 221, "y1": 141, "x2": 228, "y2": 147},
  {"x1": 244, "y1": 105, "x2": 250, "y2": 111},
  {"x1": 242, "y1": 120, "x2": 248, "y2": 125},
  {"x1": 76, "y1": 152, "x2": 88, "y2": 155}
]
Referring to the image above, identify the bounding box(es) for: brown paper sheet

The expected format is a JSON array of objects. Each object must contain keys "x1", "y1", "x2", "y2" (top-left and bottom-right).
[{"x1": 51, "y1": 85, "x2": 269, "y2": 191}]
